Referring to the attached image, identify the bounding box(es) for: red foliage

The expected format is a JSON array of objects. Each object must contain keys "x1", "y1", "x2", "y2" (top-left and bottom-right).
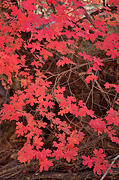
[
  {"x1": 0, "y1": 0, "x2": 119, "y2": 176},
  {"x1": 82, "y1": 149, "x2": 110, "y2": 175}
]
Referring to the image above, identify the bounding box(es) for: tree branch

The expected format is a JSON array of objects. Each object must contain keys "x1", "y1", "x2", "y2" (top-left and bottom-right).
[{"x1": 100, "y1": 155, "x2": 119, "y2": 180}]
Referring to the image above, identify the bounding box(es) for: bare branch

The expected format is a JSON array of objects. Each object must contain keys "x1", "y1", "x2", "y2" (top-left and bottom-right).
[{"x1": 100, "y1": 155, "x2": 119, "y2": 180}]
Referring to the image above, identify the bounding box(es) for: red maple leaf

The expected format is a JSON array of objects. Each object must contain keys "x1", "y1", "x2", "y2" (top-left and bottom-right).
[
  {"x1": 93, "y1": 149, "x2": 106, "y2": 159},
  {"x1": 78, "y1": 51, "x2": 91, "y2": 61},
  {"x1": 57, "y1": 56, "x2": 75, "y2": 67},
  {"x1": 33, "y1": 136, "x2": 44, "y2": 150},
  {"x1": 89, "y1": 118, "x2": 106, "y2": 134},
  {"x1": 18, "y1": 143, "x2": 35, "y2": 163},
  {"x1": 82, "y1": 156, "x2": 93, "y2": 168},
  {"x1": 85, "y1": 75, "x2": 98, "y2": 83},
  {"x1": 40, "y1": 49, "x2": 53, "y2": 60},
  {"x1": 40, "y1": 158, "x2": 53, "y2": 172}
]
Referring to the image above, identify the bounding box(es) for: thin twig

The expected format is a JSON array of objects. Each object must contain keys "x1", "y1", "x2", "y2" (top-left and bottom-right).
[{"x1": 100, "y1": 155, "x2": 119, "y2": 180}]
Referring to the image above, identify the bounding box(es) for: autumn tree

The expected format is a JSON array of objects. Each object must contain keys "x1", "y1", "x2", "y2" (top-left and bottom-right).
[{"x1": 0, "y1": 0, "x2": 119, "y2": 178}]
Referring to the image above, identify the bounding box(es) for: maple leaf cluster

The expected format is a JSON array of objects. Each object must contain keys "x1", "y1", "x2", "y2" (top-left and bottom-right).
[{"x1": 0, "y1": 0, "x2": 118, "y2": 177}]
